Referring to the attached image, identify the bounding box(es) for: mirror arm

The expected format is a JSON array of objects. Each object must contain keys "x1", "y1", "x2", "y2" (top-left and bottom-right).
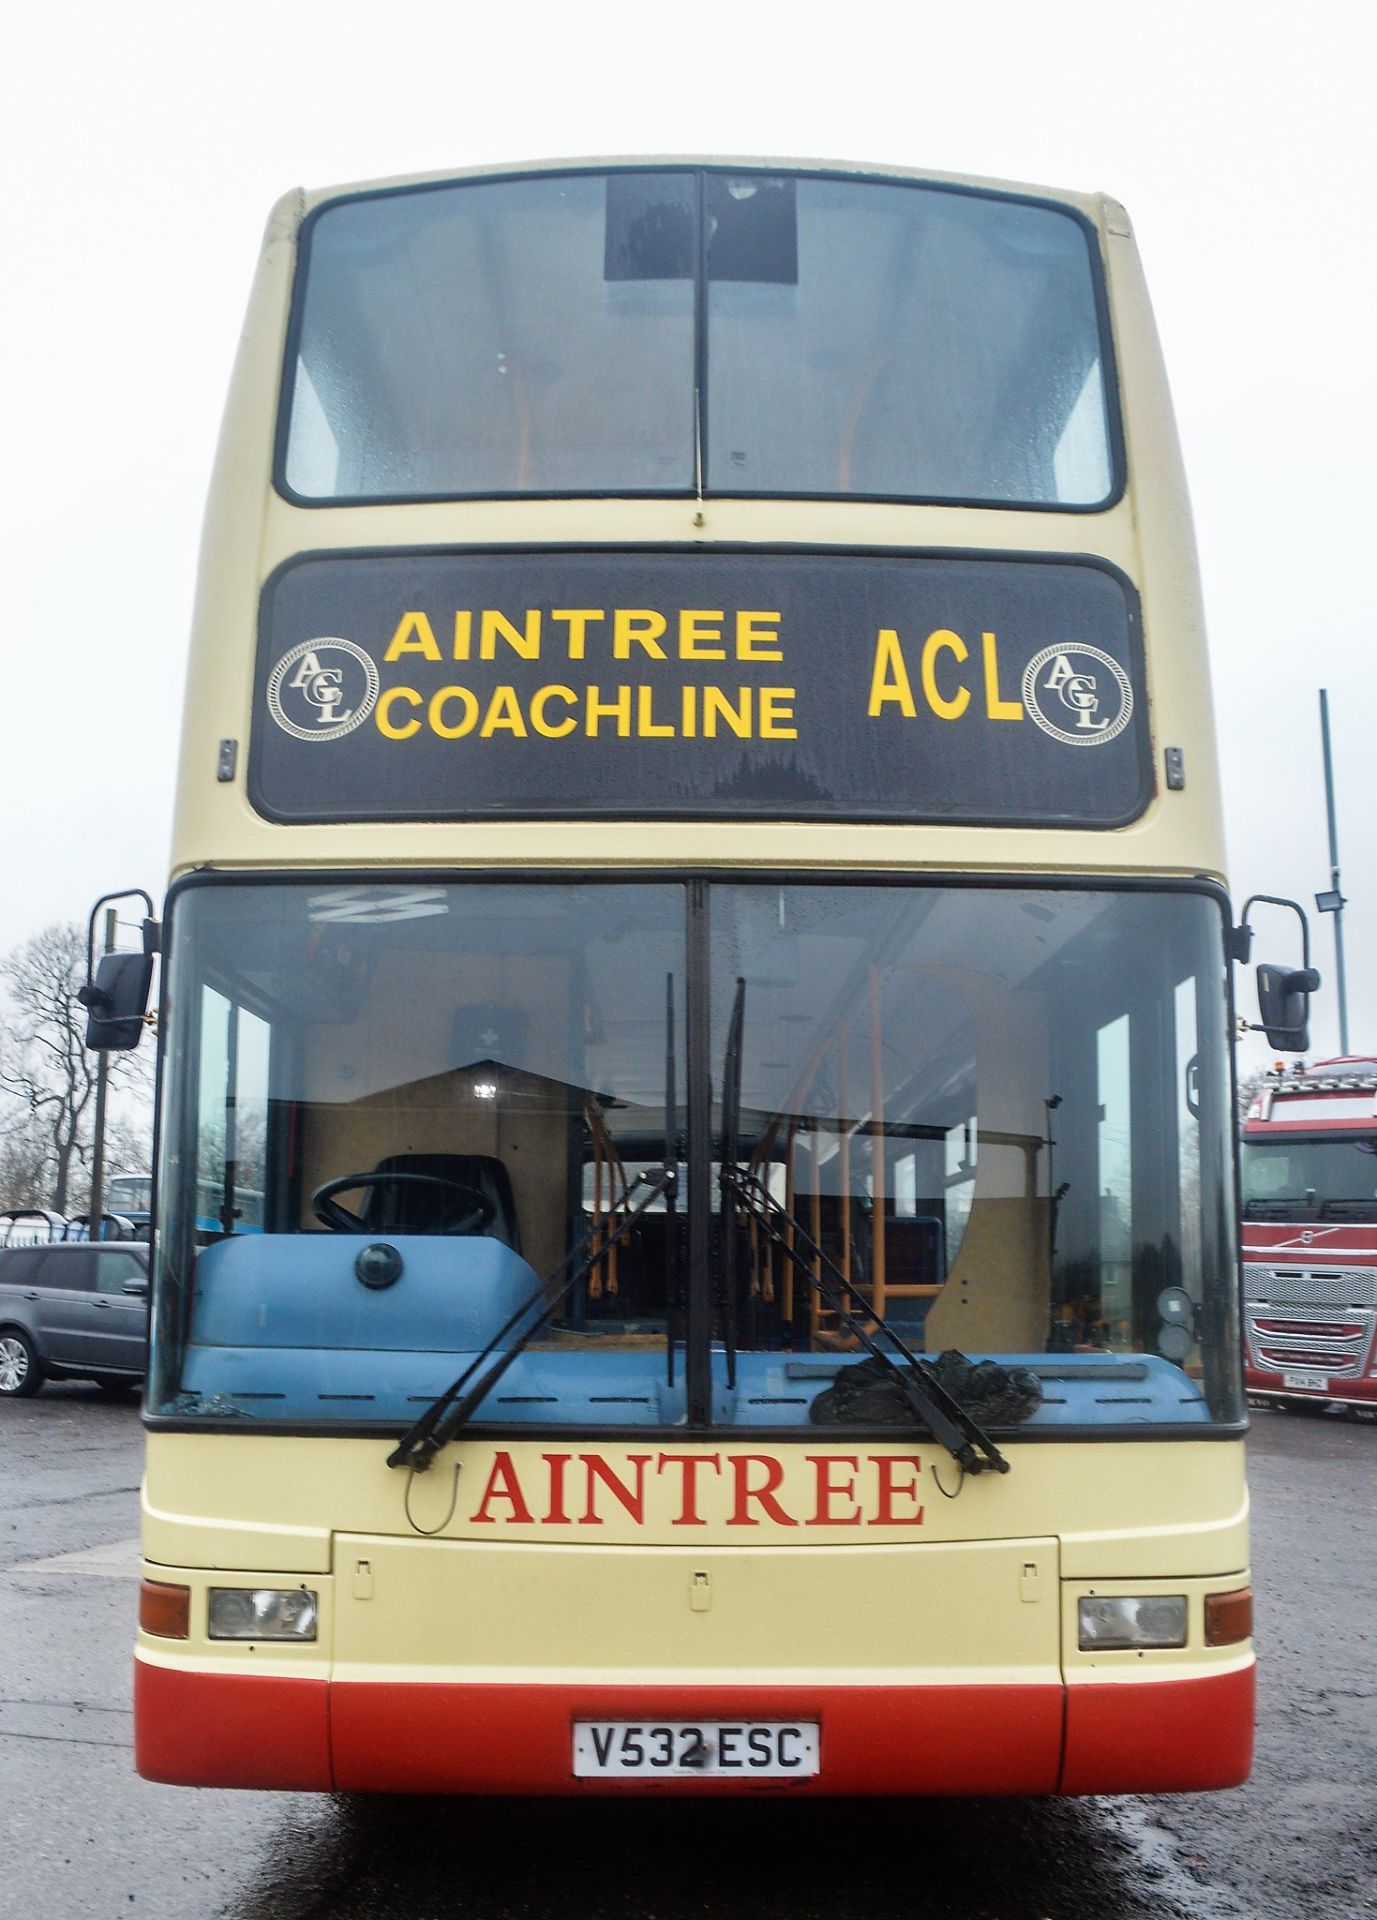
[{"x1": 1236, "y1": 893, "x2": 1314, "y2": 969}]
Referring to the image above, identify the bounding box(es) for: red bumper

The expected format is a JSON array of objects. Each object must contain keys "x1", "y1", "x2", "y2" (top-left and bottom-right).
[
  {"x1": 1247, "y1": 1366, "x2": 1377, "y2": 1407},
  {"x1": 134, "y1": 1660, "x2": 1254, "y2": 1796}
]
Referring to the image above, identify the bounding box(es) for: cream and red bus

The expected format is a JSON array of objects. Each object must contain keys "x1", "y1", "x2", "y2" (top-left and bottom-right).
[{"x1": 124, "y1": 159, "x2": 1255, "y2": 1796}]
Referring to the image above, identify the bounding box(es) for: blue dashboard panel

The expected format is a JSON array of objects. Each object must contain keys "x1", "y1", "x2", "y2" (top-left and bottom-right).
[
  {"x1": 179, "y1": 1234, "x2": 683, "y2": 1421},
  {"x1": 1013, "y1": 1355, "x2": 1211, "y2": 1424},
  {"x1": 189, "y1": 1234, "x2": 540, "y2": 1352},
  {"x1": 177, "y1": 1238, "x2": 1210, "y2": 1426},
  {"x1": 175, "y1": 1344, "x2": 688, "y2": 1423},
  {"x1": 711, "y1": 1351, "x2": 1211, "y2": 1426}
]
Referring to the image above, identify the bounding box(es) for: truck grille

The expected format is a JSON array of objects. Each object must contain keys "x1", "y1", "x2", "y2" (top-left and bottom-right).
[{"x1": 1243, "y1": 1265, "x2": 1376, "y2": 1377}]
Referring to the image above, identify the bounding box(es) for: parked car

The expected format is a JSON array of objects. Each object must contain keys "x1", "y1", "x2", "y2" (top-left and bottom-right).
[{"x1": 0, "y1": 1242, "x2": 149, "y2": 1397}]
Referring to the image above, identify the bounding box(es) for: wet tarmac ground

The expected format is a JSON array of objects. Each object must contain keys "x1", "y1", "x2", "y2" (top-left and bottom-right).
[{"x1": 3, "y1": 1392, "x2": 1374, "y2": 1920}]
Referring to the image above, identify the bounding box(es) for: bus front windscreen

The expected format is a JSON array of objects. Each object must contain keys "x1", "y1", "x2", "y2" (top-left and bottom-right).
[
  {"x1": 106, "y1": 1175, "x2": 153, "y2": 1215},
  {"x1": 282, "y1": 168, "x2": 1114, "y2": 508},
  {"x1": 150, "y1": 880, "x2": 1240, "y2": 1433}
]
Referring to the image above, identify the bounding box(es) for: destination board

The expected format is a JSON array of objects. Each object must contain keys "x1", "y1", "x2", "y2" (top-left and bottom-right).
[{"x1": 249, "y1": 548, "x2": 1149, "y2": 826}]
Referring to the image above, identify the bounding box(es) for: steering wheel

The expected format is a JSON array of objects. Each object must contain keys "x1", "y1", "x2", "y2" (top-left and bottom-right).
[{"x1": 312, "y1": 1171, "x2": 497, "y2": 1236}]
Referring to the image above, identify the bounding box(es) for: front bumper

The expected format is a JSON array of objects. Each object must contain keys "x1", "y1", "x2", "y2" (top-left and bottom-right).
[
  {"x1": 133, "y1": 1657, "x2": 1255, "y2": 1796},
  {"x1": 1246, "y1": 1366, "x2": 1377, "y2": 1409}
]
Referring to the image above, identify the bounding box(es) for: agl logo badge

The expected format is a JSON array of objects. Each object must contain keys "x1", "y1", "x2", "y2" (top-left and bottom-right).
[
  {"x1": 1022, "y1": 644, "x2": 1133, "y2": 747},
  {"x1": 267, "y1": 639, "x2": 379, "y2": 741}
]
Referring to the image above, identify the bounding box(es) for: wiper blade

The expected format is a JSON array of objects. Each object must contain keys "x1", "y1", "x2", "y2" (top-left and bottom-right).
[
  {"x1": 1319, "y1": 1198, "x2": 1377, "y2": 1218},
  {"x1": 724, "y1": 1166, "x2": 1009, "y2": 1476},
  {"x1": 387, "y1": 1167, "x2": 674, "y2": 1473}
]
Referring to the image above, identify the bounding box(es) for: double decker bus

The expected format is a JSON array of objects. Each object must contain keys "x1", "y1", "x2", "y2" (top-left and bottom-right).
[
  {"x1": 1242, "y1": 1056, "x2": 1377, "y2": 1412},
  {"x1": 131, "y1": 159, "x2": 1253, "y2": 1796},
  {"x1": 105, "y1": 1173, "x2": 265, "y2": 1244}
]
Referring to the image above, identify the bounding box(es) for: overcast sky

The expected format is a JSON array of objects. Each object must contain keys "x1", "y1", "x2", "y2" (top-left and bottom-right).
[{"x1": 1, "y1": 0, "x2": 1371, "y2": 1068}]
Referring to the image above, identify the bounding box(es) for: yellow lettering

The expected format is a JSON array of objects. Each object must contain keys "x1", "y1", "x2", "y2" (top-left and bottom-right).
[
  {"x1": 480, "y1": 685, "x2": 528, "y2": 738},
  {"x1": 921, "y1": 629, "x2": 970, "y2": 721},
  {"x1": 682, "y1": 685, "x2": 698, "y2": 737},
  {"x1": 376, "y1": 686, "x2": 423, "y2": 738},
  {"x1": 613, "y1": 609, "x2": 668, "y2": 660},
  {"x1": 867, "y1": 630, "x2": 917, "y2": 717},
  {"x1": 759, "y1": 687, "x2": 798, "y2": 739},
  {"x1": 480, "y1": 610, "x2": 541, "y2": 661},
  {"x1": 736, "y1": 610, "x2": 783, "y2": 661},
  {"x1": 530, "y1": 685, "x2": 578, "y2": 738},
  {"x1": 428, "y1": 686, "x2": 479, "y2": 739},
  {"x1": 982, "y1": 631, "x2": 1022, "y2": 720},
  {"x1": 637, "y1": 686, "x2": 675, "y2": 738},
  {"x1": 585, "y1": 685, "x2": 632, "y2": 737},
  {"x1": 679, "y1": 610, "x2": 726, "y2": 661},
  {"x1": 384, "y1": 612, "x2": 442, "y2": 664},
  {"x1": 453, "y1": 611, "x2": 472, "y2": 661},
  {"x1": 702, "y1": 686, "x2": 752, "y2": 738},
  {"x1": 551, "y1": 609, "x2": 604, "y2": 661}
]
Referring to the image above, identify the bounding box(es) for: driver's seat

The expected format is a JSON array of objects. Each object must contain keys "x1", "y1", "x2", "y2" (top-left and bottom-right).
[{"x1": 360, "y1": 1153, "x2": 521, "y2": 1252}]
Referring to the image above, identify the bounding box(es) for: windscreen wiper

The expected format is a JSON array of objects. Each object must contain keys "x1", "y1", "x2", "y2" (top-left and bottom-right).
[
  {"x1": 723, "y1": 1165, "x2": 1009, "y2": 1476},
  {"x1": 387, "y1": 1167, "x2": 674, "y2": 1473}
]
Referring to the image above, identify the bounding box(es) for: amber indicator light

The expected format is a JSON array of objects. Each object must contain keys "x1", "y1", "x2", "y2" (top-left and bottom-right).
[
  {"x1": 140, "y1": 1579, "x2": 191, "y2": 1640},
  {"x1": 1204, "y1": 1586, "x2": 1253, "y2": 1646}
]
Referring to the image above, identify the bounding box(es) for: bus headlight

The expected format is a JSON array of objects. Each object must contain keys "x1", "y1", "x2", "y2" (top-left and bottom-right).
[
  {"x1": 1078, "y1": 1594, "x2": 1187, "y2": 1650},
  {"x1": 208, "y1": 1586, "x2": 319, "y2": 1641}
]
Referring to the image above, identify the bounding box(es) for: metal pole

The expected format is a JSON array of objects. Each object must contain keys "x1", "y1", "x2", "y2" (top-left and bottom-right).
[
  {"x1": 1319, "y1": 689, "x2": 1350, "y2": 1055},
  {"x1": 88, "y1": 907, "x2": 117, "y2": 1237}
]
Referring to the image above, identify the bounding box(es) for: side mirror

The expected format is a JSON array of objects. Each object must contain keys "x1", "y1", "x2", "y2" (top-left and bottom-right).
[
  {"x1": 1235, "y1": 895, "x2": 1322, "y2": 1054},
  {"x1": 122, "y1": 1278, "x2": 149, "y2": 1297},
  {"x1": 78, "y1": 887, "x2": 159, "y2": 1052},
  {"x1": 1256, "y1": 962, "x2": 1321, "y2": 1053},
  {"x1": 78, "y1": 951, "x2": 154, "y2": 1050}
]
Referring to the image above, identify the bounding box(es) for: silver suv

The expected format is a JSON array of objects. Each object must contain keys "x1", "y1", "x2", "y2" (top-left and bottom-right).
[{"x1": 0, "y1": 1243, "x2": 149, "y2": 1397}]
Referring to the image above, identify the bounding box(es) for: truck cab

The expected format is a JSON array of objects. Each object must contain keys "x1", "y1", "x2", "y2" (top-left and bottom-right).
[{"x1": 1242, "y1": 1056, "x2": 1377, "y2": 1413}]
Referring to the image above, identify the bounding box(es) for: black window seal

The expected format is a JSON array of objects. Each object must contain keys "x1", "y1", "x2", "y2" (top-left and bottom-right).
[{"x1": 271, "y1": 162, "x2": 1127, "y2": 516}]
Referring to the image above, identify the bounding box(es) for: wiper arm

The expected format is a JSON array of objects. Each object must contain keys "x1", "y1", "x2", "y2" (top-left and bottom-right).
[
  {"x1": 724, "y1": 1166, "x2": 1009, "y2": 1476},
  {"x1": 387, "y1": 1167, "x2": 675, "y2": 1473}
]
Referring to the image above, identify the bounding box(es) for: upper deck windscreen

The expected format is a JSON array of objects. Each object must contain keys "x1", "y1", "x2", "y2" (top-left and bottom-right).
[{"x1": 281, "y1": 169, "x2": 1115, "y2": 507}]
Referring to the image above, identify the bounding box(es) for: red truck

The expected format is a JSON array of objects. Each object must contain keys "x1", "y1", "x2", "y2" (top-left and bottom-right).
[{"x1": 1242, "y1": 1056, "x2": 1377, "y2": 1414}]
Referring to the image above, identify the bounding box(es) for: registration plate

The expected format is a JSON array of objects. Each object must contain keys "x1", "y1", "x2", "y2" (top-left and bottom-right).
[
  {"x1": 573, "y1": 1719, "x2": 819, "y2": 1779},
  {"x1": 1282, "y1": 1370, "x2": 1331, "y2": 1391}
]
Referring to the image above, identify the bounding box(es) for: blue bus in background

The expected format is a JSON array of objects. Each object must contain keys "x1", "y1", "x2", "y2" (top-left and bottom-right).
[{"x1": 106, "y1": 1174, "x2": 263, "y2": 1242}]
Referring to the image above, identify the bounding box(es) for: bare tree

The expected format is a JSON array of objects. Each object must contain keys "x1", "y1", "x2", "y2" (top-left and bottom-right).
[
  {"x1": 0, "y1": 1120, "x2": 51, "y2": 1213},
  {"x1": 1236, "y1": 1064, "x2": 1271, "y2": 1125},
  {"x1": 0, "y1": 922, "x2": 151, "y2": 1215},
  {"x1": 102, "y1": 1111, "x2": 156, "y2": 1193}
]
